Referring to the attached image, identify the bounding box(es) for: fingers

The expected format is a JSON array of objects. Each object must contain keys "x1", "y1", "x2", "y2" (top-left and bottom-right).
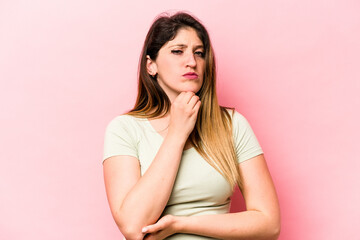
[
  {"x1": 193, "y1": 99, "x2": 201, "y2": 112},
  {"x1": 142, "y1": 223, "x2": 161, "y2": 234},
  {"x1": 187, "y1": 95, "x2": 200, "y2": 110},
  {"x1": 143, "y1": 232, "x2": 163, "y2": 240},
  {"x1": 174, "y1": 91, "x2": 200, "y2": 109},
  {"x1": 142, "y1": 215, "x2": 174, "y2": 234},
  {"x1": 182, "y1": 91, "x2": 196, "y2": 104},
  {"x1": 143, "y1": 229, "x2": 168, "y2": 240},
  {"x1": 174, "y1": 91, "x2": 186, "y2": 103},
  {"x1": 170, "y1": 92, "x2": 201, "y2": 138}
]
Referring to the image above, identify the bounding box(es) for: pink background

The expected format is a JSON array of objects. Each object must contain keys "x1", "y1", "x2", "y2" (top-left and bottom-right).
[{"x1": 1, "y1": 0, "x2": 359, "y2": 239}]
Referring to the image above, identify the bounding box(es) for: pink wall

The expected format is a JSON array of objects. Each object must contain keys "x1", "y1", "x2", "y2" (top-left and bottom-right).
[{"x1": 1, "y1": 1, "x2": 359, "y2": 239}]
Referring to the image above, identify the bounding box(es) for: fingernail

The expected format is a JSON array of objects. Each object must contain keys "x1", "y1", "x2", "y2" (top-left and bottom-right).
[{"x1": 142, "y1": 227, "x2": 148, "y2": 233}]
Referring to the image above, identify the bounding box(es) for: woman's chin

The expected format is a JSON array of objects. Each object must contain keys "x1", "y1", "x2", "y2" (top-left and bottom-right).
[{"x1": 181, "y1": 86, "x2": 202, "y2": 94}]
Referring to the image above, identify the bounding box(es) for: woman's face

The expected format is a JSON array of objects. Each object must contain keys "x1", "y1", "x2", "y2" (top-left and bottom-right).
[{"x1": 147, "y1": 27, "x2": 205, "y2": 102}]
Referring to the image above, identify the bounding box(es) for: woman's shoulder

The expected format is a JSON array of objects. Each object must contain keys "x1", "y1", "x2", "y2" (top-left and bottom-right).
[
  {"x1": 105, "y1": 113, "x2": 145, "y2": 132},
  {"x1": 107, "y1": 113, "x2": 133, "y2": 125},
  {"x1": 224, "y1": 108, "x2": 247, "y2": 122},
  {"x1": 223, "y1": 108, "x2": 257, "y2": 135}
]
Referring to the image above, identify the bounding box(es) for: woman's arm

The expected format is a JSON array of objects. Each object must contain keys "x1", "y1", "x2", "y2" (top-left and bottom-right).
[
  {"x1": 143, "y1": 154, "x2": 281, "y2": 240},
  {"x1": 103, "y1": 92, "x2": 201, "y2": 240}
]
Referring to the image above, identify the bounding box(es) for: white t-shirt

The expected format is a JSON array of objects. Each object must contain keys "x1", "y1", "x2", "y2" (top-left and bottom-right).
[{"x1": 102, "y1": 110, "x2": 263, "y2": 240}]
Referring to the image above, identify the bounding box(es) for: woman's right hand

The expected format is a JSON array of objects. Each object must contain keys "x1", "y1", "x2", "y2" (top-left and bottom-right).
[{"x1": 168, "y1": 91, "x2": 201, "y2": 141}]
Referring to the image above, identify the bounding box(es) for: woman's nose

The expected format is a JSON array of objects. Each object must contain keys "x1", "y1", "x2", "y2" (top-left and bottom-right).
[{"x1": 185, "y1": 53, "x2": 197, "y2": 67}]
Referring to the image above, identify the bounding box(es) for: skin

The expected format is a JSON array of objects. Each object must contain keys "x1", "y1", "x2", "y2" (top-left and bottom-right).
[
  {"x1": 103, "y1": 27, "x2": 280, "y2": 240},
  {"x1": 146, "y1": 27, "x2": 205, "y2": 148},
  {"x1": 142, "y1": 154, "x2": 280, "y2": 240},
  {"x1": 147, "y1": 27, "x2": 205, "y2": 103}
]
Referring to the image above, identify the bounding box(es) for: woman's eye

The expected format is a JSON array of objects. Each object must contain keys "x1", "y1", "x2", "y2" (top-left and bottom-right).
[
  {"x1": 171, "y1": 50, "x2": 183, "y2": 54},
  {"x1": 195, "y1": 51, "x2": 205, "y2": 57},
  {"x1": 171, "y1": 50, "x2": 204, "y2": 58}
]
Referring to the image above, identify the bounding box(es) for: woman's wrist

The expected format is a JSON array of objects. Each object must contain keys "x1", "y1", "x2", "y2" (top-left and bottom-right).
[
  {"x1": 173, "y1": 215, "x2": 187, "y2": 233},
  {"x1": 166, "y1": 129, "x2": 188, "y2": 147}
]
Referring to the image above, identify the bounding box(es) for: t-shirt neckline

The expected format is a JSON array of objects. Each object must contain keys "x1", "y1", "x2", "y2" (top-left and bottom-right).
[{"x1": 143, "y1": 118, "x2": 194, "y2": 153}]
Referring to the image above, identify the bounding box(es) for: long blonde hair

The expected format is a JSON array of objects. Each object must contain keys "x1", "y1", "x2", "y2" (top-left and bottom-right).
[{"x1": 128, "y1": 12, "x2": 242, "y2": 189}]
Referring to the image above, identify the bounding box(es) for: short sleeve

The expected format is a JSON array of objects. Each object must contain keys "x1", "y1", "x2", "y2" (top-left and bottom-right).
[
  {"x1": 102, "y1": 115, "x2": 139, "y2": 164},
  {"x1": 232, "y1": 111, "x2": 263, "y2": 163}
]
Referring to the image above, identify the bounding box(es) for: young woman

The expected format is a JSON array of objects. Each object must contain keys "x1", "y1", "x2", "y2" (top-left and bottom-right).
[{"x1": 102, "y1": 12, "x2": 280, "y2": 240}]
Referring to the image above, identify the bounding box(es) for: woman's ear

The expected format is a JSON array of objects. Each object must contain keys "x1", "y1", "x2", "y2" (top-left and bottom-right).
[{"x1": 146, "y1": 55, "x2": 157, "y2": 76}]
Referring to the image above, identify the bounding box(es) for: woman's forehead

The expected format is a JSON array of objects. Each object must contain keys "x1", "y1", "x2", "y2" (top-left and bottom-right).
[{"x1": 163, "y1": 28, "x2": 203, "y2": 49}]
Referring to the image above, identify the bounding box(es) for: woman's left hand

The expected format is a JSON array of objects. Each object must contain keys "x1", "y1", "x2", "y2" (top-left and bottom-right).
[{"x1": 142, "y1": 215, "x2": 181, "y2": 240}]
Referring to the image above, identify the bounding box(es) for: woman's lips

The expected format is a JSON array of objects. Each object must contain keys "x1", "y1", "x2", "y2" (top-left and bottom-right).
[{"x1": 183, "y1": 73, "x2": 198, "y2": 79}]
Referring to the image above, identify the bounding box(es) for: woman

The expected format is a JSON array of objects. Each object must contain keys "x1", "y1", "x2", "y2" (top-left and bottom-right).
[{"x1": 102, "y1": 11, "x2": 280, "y2": 240}]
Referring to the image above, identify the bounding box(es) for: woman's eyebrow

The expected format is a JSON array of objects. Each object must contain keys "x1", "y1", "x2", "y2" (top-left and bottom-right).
[{"x1": 168, "y1": 44, "x2": 204, "y2": 49}]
